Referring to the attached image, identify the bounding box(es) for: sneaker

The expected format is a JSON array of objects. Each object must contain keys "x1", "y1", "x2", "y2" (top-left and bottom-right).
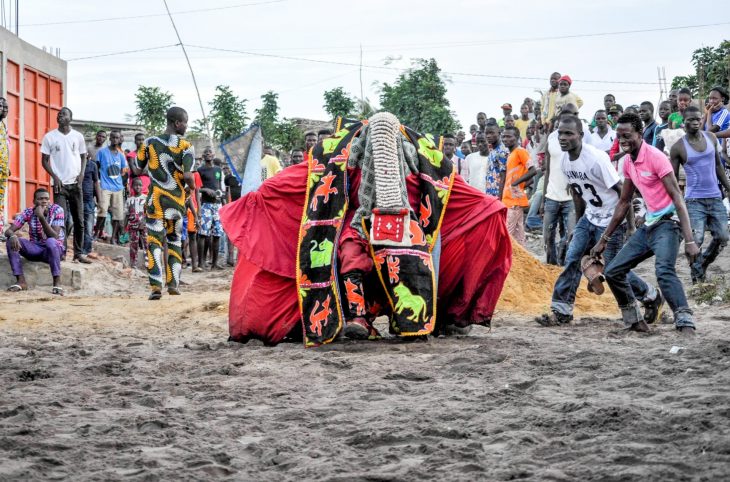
[
  {"x1": 535, "y1": 311, "x2": 573, "y2": 327},
  {"x1": 643, "y1": 291, "x2": 664, "y2": 325}
]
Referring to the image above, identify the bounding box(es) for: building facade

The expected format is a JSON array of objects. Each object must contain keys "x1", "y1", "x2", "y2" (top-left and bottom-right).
[{"x1": 0, "y1": 26, "x2": 66, "y2": 220}]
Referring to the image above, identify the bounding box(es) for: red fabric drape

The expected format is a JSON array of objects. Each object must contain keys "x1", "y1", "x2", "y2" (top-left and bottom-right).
[{"x1": 221, "y1": 165, "x2": 511, "y2": 345}]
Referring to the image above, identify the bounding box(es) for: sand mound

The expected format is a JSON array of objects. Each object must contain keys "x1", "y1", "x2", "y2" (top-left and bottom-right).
[{"x1": 497, "y1": 240, "x2": 618, "y2": 316}]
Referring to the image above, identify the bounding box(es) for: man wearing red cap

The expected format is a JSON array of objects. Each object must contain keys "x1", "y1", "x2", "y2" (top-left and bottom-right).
[
  {"x1": 498, "y1": 103, "x2": 512, "y2": 128},
  {"x1": 554, "y1": 75, "x2": 583, "y2": 121}
]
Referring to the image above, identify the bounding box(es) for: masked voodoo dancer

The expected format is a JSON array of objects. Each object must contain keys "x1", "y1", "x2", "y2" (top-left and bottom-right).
[{"x1": 220, "y1": 113, "x2": 512, "y2": 347}]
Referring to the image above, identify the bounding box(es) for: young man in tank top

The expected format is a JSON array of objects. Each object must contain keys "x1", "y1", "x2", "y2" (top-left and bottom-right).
[
  {"x1": 669, "y1": 105, "x2": 730, "y2": 283},
  {"x1": 537, "y1": 113, "x2": 659, "y2": 327}
]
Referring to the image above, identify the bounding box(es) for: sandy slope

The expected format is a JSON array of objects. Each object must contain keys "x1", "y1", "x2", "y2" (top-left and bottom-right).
[{"x1": 1, "y1": 246, "x2": 729, "y2": 480}]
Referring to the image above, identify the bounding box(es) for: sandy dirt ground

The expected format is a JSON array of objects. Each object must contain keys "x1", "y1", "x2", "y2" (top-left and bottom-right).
[{"x1": 1, "y1": 239, "x2": 730, "y2": 481}]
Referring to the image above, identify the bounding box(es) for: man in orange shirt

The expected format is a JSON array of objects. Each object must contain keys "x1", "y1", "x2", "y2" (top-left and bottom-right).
[{"x1": 502, "y1": 126, "x2": 536, "y2": 245}]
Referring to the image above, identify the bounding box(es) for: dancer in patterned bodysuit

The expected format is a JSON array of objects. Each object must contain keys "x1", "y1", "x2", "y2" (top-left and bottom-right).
[{"x1": 131, "y1": 107, "x2": 196, "y2": 299}]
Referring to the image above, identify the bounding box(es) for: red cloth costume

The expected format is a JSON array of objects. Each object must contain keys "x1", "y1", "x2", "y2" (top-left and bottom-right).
[{"x1": 221, "y1": 162, "x2": 511, "y2": 345}]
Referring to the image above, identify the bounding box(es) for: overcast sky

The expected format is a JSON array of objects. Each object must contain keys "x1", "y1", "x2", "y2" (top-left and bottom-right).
[{"x1": 14, "y1": 0, "x2": 729, "y2": 130}]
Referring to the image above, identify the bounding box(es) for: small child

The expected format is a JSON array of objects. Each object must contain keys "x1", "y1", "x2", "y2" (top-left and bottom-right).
[{"x1": 125, "y1": 178, "x2": 147, "y2": 268}]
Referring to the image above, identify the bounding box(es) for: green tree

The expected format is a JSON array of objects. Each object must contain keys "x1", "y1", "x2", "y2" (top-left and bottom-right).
[
  {"x1": 379, "y1": 58, "x2": 460, "y2": 135},
  {"x1": 209, "y1": 85, "x2": 249, "y2": 142},
  {"x1": 274, "y1": 118, "x2": 305, "y2": 153},
  {"x1": 671, "y1": 40, "x2": 730, "y2": 98},
  {"x1": 134, "y1": 86, "x2": 174, "y2": 134},
  {"x1": 323, "y1": 87, "x2": 356, "y2": 121},
  {"x1": 253, "y1": 91, "x2": 304, "y2": 152},
  {"x1": 255, "y1": 90, "x2": 280, "y2": 144}
]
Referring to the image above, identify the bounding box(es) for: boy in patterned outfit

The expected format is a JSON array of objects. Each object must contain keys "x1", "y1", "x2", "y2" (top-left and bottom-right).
[
  {"x1": 131, "y1": 107, "x2": 196, "y2": 299},
  {"x1": 125, "y1": 178, "x2": 147, "y2": 268}
]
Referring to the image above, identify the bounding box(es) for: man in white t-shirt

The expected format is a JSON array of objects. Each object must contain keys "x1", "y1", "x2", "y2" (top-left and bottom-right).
[
  {"x1": 589, "y1": 109, "x2": 616, "y2": 152},
  {"x1": 41, "y1": 107, "x2": 90, "y2": 263},
  {"x1": 537, "y1": 115, "x2": 659, "y2": 326},
  {"x1": 462, "y1": 132, "x2": 490, "y2": 192},
  {"x1": 541, "y1": 115, "x2": 576, "y2": 266}
]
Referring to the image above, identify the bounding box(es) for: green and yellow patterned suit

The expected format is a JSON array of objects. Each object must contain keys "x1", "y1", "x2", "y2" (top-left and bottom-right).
[{"x1": 137, "y1": 134, "x2": 195, "y2": 292}]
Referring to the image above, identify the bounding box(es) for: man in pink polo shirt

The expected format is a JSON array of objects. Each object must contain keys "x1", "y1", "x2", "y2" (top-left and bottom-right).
[{"x1": 592, "y1": 113, "x2": 699, "y2": 335}]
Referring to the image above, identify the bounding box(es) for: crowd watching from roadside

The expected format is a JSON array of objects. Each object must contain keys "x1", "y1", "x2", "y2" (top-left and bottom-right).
[{"x1": 5, "y1": 70, "x2": 730, "y2": 322}]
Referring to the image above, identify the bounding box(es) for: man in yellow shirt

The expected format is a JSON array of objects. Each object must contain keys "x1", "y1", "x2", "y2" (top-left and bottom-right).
[
  {"x1": 541, "y1": 72, "x2": 561, "y2": 124},
  {"x1": 514, "y1": 103, "x2": 531, "y2": 140}
]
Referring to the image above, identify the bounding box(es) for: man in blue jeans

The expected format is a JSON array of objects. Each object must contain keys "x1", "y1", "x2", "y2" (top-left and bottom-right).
[
  {"x1": 541, "y1": 106, "x2": 578, "y2": 265},
  {"x1": 593, "y1": 113, "x2": 699, "y2": 334},
  {"x1": 669, "y1": 105, "x2": 730, "y2": 283},
  {"x1": 538, "y1": 114, "x2": 659, "y2": 326},
  {"x1": 81, "y1": 156, "x2": 101, "y2": 255}
]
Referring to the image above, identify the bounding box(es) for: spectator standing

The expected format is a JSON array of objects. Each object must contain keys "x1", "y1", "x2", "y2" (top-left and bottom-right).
[
  {"x1": 596, "y1": 113, "x2": 698, "y2": 334},
  {"x1": 81, "y1": 152, "x2": 101, "y2": 256},
  {"x1": 4, "y1": 188, "x2": 65, "y2": 294},
  {"x1": 669, "y1": 88, "x2": 692, "y2": 128},
  {"x1": 460, "y1": 141, "x2": 472, "y2": 158},
  {"x1": 442, "y1": 134, "x2": 461, "y2": 176},
  {"x1": 542, "y1": 116, "x2": 576, "y2": 265},
  {"x1": 669, "y1": 106, "x2": 730, "y2": 283},
  {"x1": 86, "y1": 130, "x2": 106, "y2": 164},
  {"x1": 197, "y1": 147, "x2": 226, "y2": 270},
  {"x1": 541, "y1": 72, "x2": 561, "y2": 124},
  {"x1": 498, "y1": 104, "x2": 512, "y2": 128},
  {"x1": 589, "y1": 110, "x2": 616, "y2": 153},
  {"x1": 125, "y1": 177, "x2": 147, "y2": 268},
  {"x1": 653, "y1": 100, "x2": 672, "y2": 153},
  {"x1": 502, "y1": 127, "x2": 536, "y2": 246},
  {"x1": 704, "y1": 86, "x2": 730, "y2": 134},
  {"x1": 224, "y1": 165, "x2": 242, "y2": 266},
  {"x1": 290, "y1": 148, "x2": 304, "y2": 166},
  {"x1": 94, "y1": 130, "x2": 127, "y2": 245},
  {"x1": 553, "y1": 75, "x2": 584, "y2": 117},
  {"x1": 485, "y1": 124, "x2": 509, "y2": 199},
  {"x1": 455, "y1": 131, "x2": 466, "y2": 159},
  {"x1": 514, "y1": 104, "x2": 531, "y2": 140},
  {"x1": 640, "y1": 101, "x2": 657, "y2": 146},
  {"x1": 303, "y1": 131, "x2": 317, "y2": 162},
  {"x1": 463, "y1": 132, "x2": 490, "y2": 191},
  {"x1": 127, "y1": 133, "x2": 150, "y2": 195},
  {"x1": 40, "y1": 107, "x2": 90, "y2": 263}
]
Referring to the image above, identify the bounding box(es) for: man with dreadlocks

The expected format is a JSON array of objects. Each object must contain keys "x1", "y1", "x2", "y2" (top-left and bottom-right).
[{"x1": 221, "y1": 113, "x2": 512, "y2": 347}]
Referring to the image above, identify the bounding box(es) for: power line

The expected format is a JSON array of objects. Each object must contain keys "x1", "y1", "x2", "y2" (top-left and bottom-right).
[
  {"x1": 66, "y1": 44, "x2": 180, "y2": 61},
  {"x1": 185, "y1": 44, "x2": 660, "y2": 85},
  {"x1": 21, "y1": 0, "x2": 286, "y2": 27},
  {"x1": 162, "y1": 0, "x2": 211, "y2": 142}
]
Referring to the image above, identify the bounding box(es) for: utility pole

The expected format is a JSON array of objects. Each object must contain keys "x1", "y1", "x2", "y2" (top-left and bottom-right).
[{"x1": 359, "y1": 44, "x2": 364, "y2": 104}]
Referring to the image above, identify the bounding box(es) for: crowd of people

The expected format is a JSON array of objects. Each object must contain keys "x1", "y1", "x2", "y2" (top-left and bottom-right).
[
  {"x1": 2, "y1": 72, "x2": 730, "y2": 336},
  {"x1": 450, "y1": 74, "x2": 730, "y2": 335},
  {"x1": 0, "y1": 105, "x2": 243, "y2": 296}
]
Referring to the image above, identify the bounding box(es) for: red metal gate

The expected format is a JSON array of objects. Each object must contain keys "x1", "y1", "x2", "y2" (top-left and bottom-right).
[{"x1": 5, "y1": 59, "x2": 20, "y2": 217}]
